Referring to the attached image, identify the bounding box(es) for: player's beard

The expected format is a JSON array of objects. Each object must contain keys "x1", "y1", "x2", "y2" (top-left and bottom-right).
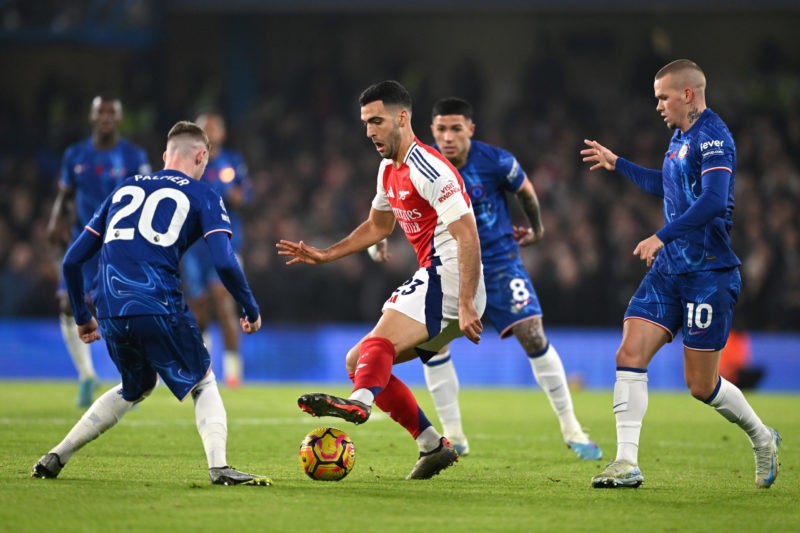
[{"x1": 385, "y1": 128, "x2": 402, "y2": 160}]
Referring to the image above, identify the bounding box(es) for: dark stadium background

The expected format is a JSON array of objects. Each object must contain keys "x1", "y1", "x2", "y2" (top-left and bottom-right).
[{"x1": 1, "y1": 1, "x2": 797, "y2": 389}]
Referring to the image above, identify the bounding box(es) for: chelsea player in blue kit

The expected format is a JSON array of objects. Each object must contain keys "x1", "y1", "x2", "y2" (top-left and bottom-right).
[
  {"x1": 47, "y1": 96, "x2": 151, "y2": 408},
  {"x1": 33, "y1": 121, "x2": 270, "y2": 486},
  {"x1": 582, "y1": 59, "x2": 780, "y2": 489},
  {"x1": 181, "y1": 112, "x2": 251, "y2": 388},
  {"x1": 371, "y1": 97, "x2": 601, "y2": 460}
]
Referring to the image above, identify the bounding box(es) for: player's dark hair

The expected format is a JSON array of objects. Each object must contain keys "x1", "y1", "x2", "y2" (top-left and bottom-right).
[
  {"x1": 432, "y1": 97, "x2": 474, "y2": 120},
  {"x1": 359, "y1": 80, "x2": 412, "y2": 110},
  {"x1": 167, "y1": 121, "x2": 210, "y2": 150}
]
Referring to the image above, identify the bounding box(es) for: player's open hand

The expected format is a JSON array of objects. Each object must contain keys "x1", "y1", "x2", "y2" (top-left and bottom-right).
[
  {"x1": 276, "y1": 240, "x2": 327, "y2": 265},
  {"x1": 241, "y1": 315, "x2": 261, "y2": 334},
  {"x1": 77, "y1": 318, "x2": 101, "y2": 344},
  {"x1": 459, "y1": 303, "x2": 483, "y2": 344},
  {"x1": 581, "y1": 139, "x2": 619, "y2": 171},
  {"x1": 633, "y1": 234, "x2": 664, "y2": 267}
]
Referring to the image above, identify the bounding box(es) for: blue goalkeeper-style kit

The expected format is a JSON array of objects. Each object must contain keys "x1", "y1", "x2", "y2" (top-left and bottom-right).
[
  {"x1": 616, "y1": 109, "x2": 741, "y2": 350},
  {"x1": 62, "y1": 170, "x2": 259, "y2": 401},
  {"x1": 181, "y1": 148, "x2": 250, "y2": 299},
  {"x1": 436, "y1": 139, "x2": 540, "y2": 338},
  {"x1": 57, "y1": 137, "x2": 151, "y2": 299}
]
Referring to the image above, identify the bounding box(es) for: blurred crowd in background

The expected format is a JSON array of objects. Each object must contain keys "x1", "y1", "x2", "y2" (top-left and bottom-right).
[{"x1": 1, "y1": 3, "x2": 798, "y2": 331}]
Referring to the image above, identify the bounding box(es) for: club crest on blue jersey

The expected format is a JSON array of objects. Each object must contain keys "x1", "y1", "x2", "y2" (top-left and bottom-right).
[{"x1": 468, "y1": 183, "x2": 486, "y2": 200}]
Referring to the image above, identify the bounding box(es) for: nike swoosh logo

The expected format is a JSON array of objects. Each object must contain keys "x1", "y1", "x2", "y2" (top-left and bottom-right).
[{"x1": 612, "y1": 402, "x2": 626, "y2": 409}]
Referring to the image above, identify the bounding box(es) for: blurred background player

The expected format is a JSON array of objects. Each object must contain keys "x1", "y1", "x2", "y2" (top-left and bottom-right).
[
  {"x1": 181, "y1": 111, "x2": 251, "y2": 388},
  {"x1": 33, "y1": 121, "x2": 269, "y2": 486},
  {"x1": 581, "y1": 59, "x2": 779, "y2": 489},
  {"x1": 719, "y1": 317, "x2": 765, "y2": 390},
  {"x1": 46, "y1": 95, "x2": 151, "y2": 407},
  {"x1": 370, "y1": 97, "x2": 601, "y2": 460}
]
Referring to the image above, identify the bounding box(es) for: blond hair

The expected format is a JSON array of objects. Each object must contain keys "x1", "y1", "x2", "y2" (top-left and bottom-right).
[
  {"x1": 655, "y1": 59, "x2": 707, "y2": 93},
  {"x1": 166, "y1": 121, "x2": 210, "y2": 157}
]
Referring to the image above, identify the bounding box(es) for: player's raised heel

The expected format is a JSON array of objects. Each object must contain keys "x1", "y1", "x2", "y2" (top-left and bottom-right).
[
  {"x1": 754, "y1": 426, "x2": 781, "y2": 489},
  {"x1": 209, "y1": 466, "x2": 272, "y2": 486},
  {"x1": 591, "y1": 460, "x2": 644, "y2": 488},
  {"x1": 566, "y1": 434, "x2": 603, "y2": 461},
  {"x1": 297, "y1": 393, "x2": 371, "y2": 425},
  {"x1": 406, "y1": 437, "x2": 459, "y2": 480},
  {"x1": 32, "y1": 453, "x2": 64, "y2": 479}
]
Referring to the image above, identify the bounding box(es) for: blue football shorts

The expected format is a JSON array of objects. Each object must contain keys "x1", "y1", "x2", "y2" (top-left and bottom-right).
[
  {"x1": 98, "y1": 311, "x2": 211, "y2": 401},
  {"x1": 482, "y1": 254, "x2": 543, "y2": 339},
  {"x1": 624, "y1": 266, "x2": 741, "y2": 351}
]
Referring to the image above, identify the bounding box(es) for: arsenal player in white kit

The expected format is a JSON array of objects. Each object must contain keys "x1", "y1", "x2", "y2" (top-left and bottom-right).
[{"x1": 277, "y1": 80, "x2": 485, "y2": 480}]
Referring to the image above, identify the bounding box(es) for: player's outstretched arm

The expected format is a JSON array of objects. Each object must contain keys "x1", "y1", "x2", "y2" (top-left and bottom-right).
[
  {"x1": 447, "y1": 212, "x2": 483, "y2": 344},
  {"x1": 512, "y1": 177, "x2": 545, "y2": 247},
  {"x1": 277, "y1": 208, "x2": 395, "y2": 266},
  {"x1": 581, "y1": 139, "x2": 618, "y2": 171}
]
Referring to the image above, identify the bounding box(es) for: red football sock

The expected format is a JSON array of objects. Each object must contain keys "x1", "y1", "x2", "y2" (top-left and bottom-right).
[
  {"x1": 374, "y1": 374, "x2": 432, "y2": 439},
  {"x1": 351, "y1": 337, "x2": 395, "y2": 395}
]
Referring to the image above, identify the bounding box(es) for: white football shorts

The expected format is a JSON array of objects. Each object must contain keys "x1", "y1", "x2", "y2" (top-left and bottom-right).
[{"x1": 382, "y1": 263, "x2": 486, "y2": 353}]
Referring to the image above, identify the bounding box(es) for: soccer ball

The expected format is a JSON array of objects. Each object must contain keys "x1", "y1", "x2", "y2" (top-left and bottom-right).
[{"x1": 298, "y1": 427, "x2": 356, "y2": 481}]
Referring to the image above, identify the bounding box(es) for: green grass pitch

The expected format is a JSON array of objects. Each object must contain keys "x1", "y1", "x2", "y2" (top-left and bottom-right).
[{"x1": 1, "y1": 381, "x2": 796, "y2": 532}]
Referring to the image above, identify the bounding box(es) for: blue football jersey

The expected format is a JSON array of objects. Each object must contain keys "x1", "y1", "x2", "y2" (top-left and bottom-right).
[
  {"x1": 656, "y1": 109, "x2": 741, "y2": 274},
  {"x1": 59, "y1": 137, "x2": 151, "y2": 240},
  {"x1": 434, "y1": 140, "x2": 526, "y2": 263},
  {"x1": 199, "y1": 148, "x2": 249, "y2": 251},
  {"x1": 85, "y1": 170, "x2": 233, "y2": 318}
]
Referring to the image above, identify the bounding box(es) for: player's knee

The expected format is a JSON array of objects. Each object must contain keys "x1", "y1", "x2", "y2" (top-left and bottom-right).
[
  {"x1": 345, "y1": 344, "x2": 360, "y2": 374},
  {"x1": 133, "y1": 374, "x2": 159, "y2": 403},
  {"x1": 197, "y1": 371, "x2": 217, "y2": 390},
  {"x1": 526, "y1": 334, "x2": 548, "y2": 354},
  {"x1": 190, "y1": 371, "x2": 219, "y2": 400},
  {"x1": 129, "y1": 384, "x2": 156, "y2": 404},
  {"x1": 686, "y1": 377, "x2": 716, "y2": 401},
  {"x1": 513, "y1": 318, "x2": 547, "y2": 353},
  {"x1": 615, "y1": 343, "x2": 644, "y2": 367}
]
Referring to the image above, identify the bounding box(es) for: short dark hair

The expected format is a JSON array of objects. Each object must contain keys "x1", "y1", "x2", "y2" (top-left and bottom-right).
[
  {"x1": 432, "y1": 97, "x2": 473, "y2": 120},
  {"x1": 359, "y1": 80, "x2": 412, "y2": 110},
  {"x1": 167, "y1": 121, "x2": 210, "y2": 150}
]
